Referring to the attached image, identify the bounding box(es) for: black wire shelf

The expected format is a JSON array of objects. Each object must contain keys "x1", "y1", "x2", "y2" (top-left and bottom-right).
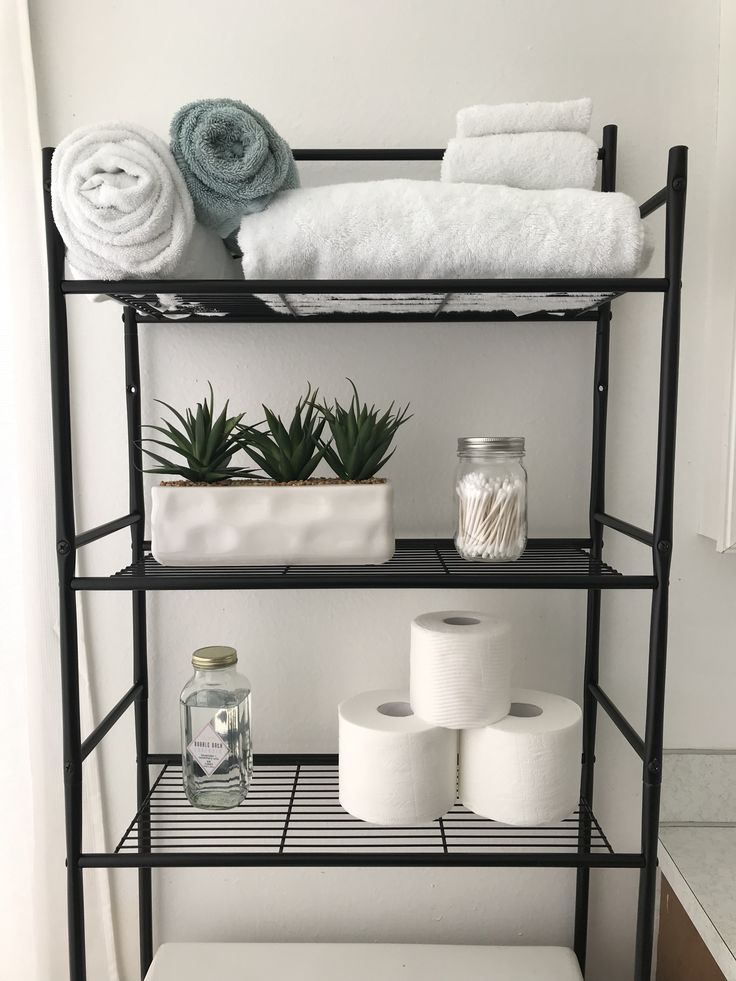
[
  {"x1": 72, "y1": 538, "x2": 655, "y2": 591},
  {"x1": 59, "y1": 278, "x2": 668, "y2": 324},
  {"x1": 77, "y1": 756, "x2": 642, "y2": 869}
]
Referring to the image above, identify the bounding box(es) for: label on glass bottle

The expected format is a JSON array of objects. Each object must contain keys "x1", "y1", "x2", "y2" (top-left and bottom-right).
[{"x1": 187, "y1": 720, "x2": 228, "y2": 776}]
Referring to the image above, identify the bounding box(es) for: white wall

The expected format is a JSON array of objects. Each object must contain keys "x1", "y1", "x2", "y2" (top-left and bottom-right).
[{"x1": 29, "y1": 1, "x2": 734, "y2": 979}]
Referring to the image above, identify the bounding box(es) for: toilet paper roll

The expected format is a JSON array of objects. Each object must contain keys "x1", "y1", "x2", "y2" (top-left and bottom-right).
[
  {"x1": 459, "y1": 688, "x2": 582, "y2": 826},
  {"x1": 338, "y1": 689, "x2": 458, "y2": 826},
  {"x1": 410, "y1": 611, "x2": 512, "y2": 728}
]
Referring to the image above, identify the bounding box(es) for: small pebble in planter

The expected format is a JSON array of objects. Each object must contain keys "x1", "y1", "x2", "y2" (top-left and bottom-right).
[{"x1": 454, "y1": 437, "x2": 527, "y2": 562}]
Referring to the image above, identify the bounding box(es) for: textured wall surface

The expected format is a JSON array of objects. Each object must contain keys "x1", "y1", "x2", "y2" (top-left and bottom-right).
[{"x1": 29, "y1": 1, "x2": 732, "y2": 978}]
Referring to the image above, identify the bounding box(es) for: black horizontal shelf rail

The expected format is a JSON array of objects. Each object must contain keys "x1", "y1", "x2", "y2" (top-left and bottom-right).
[
  {"x1": 74, "y1": 757, "x2": 643, "y2": 870},
  {"x1": 59, "y1": 279, "x2": 666, "y2": 325},
  {"x1": 80, "y1": 849, "x2": 643, "y2": 869},
  {"x1": 62, "y1": 277, "x2": 668, "y2": 296},
  {"x1": 291, "y1": 147, "x2": 607, "y2": 162},
  {"x1": 69, "y1": 538, "x2": 657, "y2": 591},
  {"x1": 294, "y1": 148, "x2": 447, "y2": 161}
]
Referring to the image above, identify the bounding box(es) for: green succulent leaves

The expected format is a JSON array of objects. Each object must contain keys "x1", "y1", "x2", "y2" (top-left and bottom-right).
[
  {"x1": 142, "y1": 381, "x2": 410, "y2": 484},
  {"x1": 142, "y1": 384, "x2": 256, "y2": 483},
  {"x1": 319, "y1": 380, "x2": 411, "y2": 481},
  {"x1": 237, "y1": 386, "x2": 328, "y2": 482}
]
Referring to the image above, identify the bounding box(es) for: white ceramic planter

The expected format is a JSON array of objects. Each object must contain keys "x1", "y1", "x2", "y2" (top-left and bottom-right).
[{"x1": 151, "y1": 482, "x2": 394, "y2": 566}]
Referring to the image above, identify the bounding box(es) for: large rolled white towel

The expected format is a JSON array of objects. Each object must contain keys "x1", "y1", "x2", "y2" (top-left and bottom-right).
[
  {"x1": 51, "y1": 122, "x2": 239, "y2": 281},
  {"x1": 239, "y1": 179, "x2": 652, "y2": 286},
  {"x1": 442, "y1": 132, "x2": 599, "y2": 191},
  {"x1": 457, "y1": 98, "x2": 593, "y2": 138}
]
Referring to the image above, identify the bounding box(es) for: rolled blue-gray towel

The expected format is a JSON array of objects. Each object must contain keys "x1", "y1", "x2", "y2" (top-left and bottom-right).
[{"x1": 169, "y1": 98, "x2": 299, "y2": 237}]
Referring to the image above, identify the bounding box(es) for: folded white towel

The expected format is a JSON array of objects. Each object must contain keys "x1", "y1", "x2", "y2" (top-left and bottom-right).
[
  {"x1": 51, "y1": 122, "x2": 239, "y2": 281},
  {"x1": 441, "y1": 132, "x2": 598, "y2": 191},
  {"x1": 258, "y1": 292, "x2": 608, "y2": 318},
  {"x1": 443, "y1": 291, "x2": 610, "y2": 316},
  {"x1": 238, "y1": 179, "x2": 651, "y2": 285},
  {"x1": 457, "y1": 98, "x2": 593, "y2": 138},
  {"x1": 258, "y1": 293, "x2": 440, "y2": 316}
]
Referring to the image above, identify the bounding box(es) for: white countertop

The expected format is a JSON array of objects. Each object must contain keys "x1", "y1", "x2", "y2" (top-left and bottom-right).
[
  {"x1": 659, "y1": 826, "x2": 736, "y2": 981},
  {"x1": 145, "y1": 943, "x2": 584, "y2": 980}
]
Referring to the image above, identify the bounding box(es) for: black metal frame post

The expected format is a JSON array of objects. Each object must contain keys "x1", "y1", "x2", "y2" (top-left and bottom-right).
[
  {"x1": 634, "y1": 145, "x2": 687, "y2": 981},
  {"x1": 574, "y1": 124, "x2": 616, "y2": 971},
  {"x1": 42, "y1": 148, "x2": 87, "y2": 981},
  {"x1": 124, "y1": 307, "x2": 153, "y2": 977}
]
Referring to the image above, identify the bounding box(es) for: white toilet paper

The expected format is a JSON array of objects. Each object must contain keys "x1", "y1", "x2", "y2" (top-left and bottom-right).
[
  {"x1": 459, "y1": 688, "x2": 582, "y2": 826},
  {"x1": 338, "y1": 689, "x2": 458, "y2": 826},
  {"x1": 410, "y1": 611, "x2": 512, "y2": 728}
]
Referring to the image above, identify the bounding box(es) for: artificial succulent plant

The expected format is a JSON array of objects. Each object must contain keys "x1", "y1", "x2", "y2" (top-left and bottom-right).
[
  {"x1": 319, "y1": 380, "x2": 411, "y2": 480},
  {"x1": 142, "y1": 384, "x2": 255, "y2": 483},
  {"x1": 237, "y1": 385, "x2": 328, "y2": 482}
]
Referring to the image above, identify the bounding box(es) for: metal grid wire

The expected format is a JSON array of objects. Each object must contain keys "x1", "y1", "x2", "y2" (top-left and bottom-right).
[
  {"x1": 116, "y1": 761, "x2": 613, "y2": 857},
  {"x1": 98, "y1": 289, "x2": 616, "y2": 323},
  {"x1": 91, "y1": 540, "x2": 648, "y2": 591}
]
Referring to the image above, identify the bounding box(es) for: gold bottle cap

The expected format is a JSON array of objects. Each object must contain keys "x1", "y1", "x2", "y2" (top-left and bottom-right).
[{"x1": 191, "y1": 645, "x2": 237, "y2": 669}]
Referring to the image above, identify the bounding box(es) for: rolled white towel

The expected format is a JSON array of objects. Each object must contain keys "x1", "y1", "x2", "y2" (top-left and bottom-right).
[
  {"x1": 51, "y1": 122, "x2": 239, "y2": 281},
  {"x1": 457, "y1": 98, "x2": 593, "y2": 137},
  {"x1": 442, "y1": 132, "x2": 599, "y2": 191},
  {"x1": 238, "y1": 179, "x2": 652, "y2": 289}
]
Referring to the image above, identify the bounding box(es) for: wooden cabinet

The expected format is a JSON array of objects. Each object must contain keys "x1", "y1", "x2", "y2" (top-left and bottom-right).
[{"x1": 657, "y1": 877, "x2": 726, "y2": 981}]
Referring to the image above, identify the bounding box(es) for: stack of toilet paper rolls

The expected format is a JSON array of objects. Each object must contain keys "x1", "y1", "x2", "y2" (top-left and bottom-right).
[{"x1": 338, "y1": 610, "x2": 582, "y2": 827}]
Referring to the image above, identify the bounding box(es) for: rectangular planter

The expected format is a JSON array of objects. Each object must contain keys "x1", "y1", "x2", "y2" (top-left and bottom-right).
[{"x1": 151, "y1": 482, "x2": 394, "y2": 566}]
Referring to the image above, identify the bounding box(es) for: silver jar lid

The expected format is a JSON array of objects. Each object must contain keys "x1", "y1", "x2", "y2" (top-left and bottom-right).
[
  {"x1": 192, "y1": 645, "x2": 237, "y2": 669},
  {"x1": 458, "y1": 436, "x2": 525, "y2": 456}
]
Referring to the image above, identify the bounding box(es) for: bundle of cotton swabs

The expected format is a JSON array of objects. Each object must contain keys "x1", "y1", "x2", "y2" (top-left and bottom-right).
[{"x1": 456, "y1": 471, "x2": 526, "y2": 560}]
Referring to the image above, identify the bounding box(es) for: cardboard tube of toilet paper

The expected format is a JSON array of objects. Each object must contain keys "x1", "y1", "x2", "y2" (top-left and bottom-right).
[
  {"x1": 410, "y1": 611, "x2": 511, "y2": 728},
  {"x1": 459, "y1": 688, "x2": 582, "y2": 826},
  {"x1": 338, "y1": 689, "x2": 458, "y2": 826}
]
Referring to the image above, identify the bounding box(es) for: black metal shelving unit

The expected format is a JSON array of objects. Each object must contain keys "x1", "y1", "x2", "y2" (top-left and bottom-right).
[{"x1": 42, "y1": 125, "x2": 687, "y2": 981}]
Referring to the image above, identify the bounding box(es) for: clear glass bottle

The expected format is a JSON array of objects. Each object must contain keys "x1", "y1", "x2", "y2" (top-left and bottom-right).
[
  {"x1": 455, "y1": 436, "x2": 528, "y2": 562},
  {"x1": 180, "y1": 645, "x2": 252, "y2": 810}
]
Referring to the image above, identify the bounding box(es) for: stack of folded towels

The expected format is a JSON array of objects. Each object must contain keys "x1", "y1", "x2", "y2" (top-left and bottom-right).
[
  {"x1": 441, "y1": 97, "x2": 598, "y2": 191},
  {"x1": 240, "y1": 98, "x2": 651, "y2": 316}
]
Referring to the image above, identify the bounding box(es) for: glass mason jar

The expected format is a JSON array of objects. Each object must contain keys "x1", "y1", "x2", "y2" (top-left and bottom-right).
[
  {"x1": 180, "y1": 645, "x2": 253, "y2": 810},
  {"x1": 454, "y1": 436, "x2": 528, "y2": 562}
]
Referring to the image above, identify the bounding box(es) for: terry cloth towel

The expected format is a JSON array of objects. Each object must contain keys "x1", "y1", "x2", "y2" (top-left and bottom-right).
[
  {"x1": 257, "y1": 293, "x2": 440, "y2": 317},
  {"x1": 238, "y1": 178, "x2": 651, "y2": 284},
  {"x1": 170, "y1": 98, "x2": 299, "y2": 237},
  {"x1": 254, "y1": 291, "x2": 612, "y2": 318},
  {"x1": 441, "y1": 132, "x2": 599, "y2": 191},
  {"x1": 457, "y1": 98, "x2": 592, "y2": 138},
  {"x1": 51, "y1": 122, "x2": 239, "y2": 282}
]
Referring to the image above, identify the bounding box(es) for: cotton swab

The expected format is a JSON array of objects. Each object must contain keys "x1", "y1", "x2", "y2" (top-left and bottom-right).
[{"x1": 456, "y1": 472, "x2": 527, "y2": 561}]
